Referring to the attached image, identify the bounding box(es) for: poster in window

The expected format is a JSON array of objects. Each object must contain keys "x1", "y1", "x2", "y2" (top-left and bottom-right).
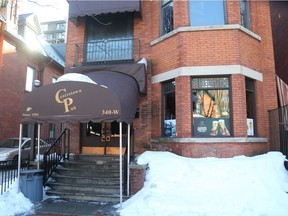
[
  {"x1": 164, "y1": 119, "x2": 176, "y2": 137},
  {"x1": 193, "y1": 118, "x2": 231, "y2": 137},
  {"x1": 247, "y1": 118, "x2": 254, "y2": 136}
]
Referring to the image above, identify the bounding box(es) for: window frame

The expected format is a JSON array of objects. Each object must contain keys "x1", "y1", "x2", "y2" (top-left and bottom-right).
[
  {"x1": 245, "y1": 78, "x2": 257, "y2": 136},
  {"x1": 25, "y1": 66, "x2": 35, "y2": 92},
  {"x1": 240, "y1": 0, "x2": 250, "y2": 30},
  {"x1": 189, "y1": 0, "x2": 227, "y2": 27},
  {"x1": 162, "y1": 79, "x2": 176, "y2": 137},
  {"x1": 160, "y1": 0, "x2": 174, "y2": 36},
  {"x1": 191, "y1": 76, "x2": 233, "y2": 137},
  {"x1": 85, "y1": 13, "x2": 134, "y2": 63}
]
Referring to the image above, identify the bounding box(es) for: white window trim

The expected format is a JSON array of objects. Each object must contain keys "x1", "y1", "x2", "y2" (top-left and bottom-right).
[
  {"x1": 151, "y1": 24, "x2": 261, "y2": 46},
  {"x1": 151, "y1": 65, "x2": 263, "y2": 84},
  {"x1": 25, "y1": 66, "x2": 35, "y2": 92}
]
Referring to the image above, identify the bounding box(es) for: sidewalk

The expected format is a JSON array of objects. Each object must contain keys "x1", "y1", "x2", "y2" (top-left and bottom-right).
[{"x1": 26, "y1": 198, "x2": 121, "y2": 216}]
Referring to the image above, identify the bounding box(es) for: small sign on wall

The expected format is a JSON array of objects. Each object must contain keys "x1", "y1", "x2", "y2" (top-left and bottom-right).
[{"x1": 247, "y1": 118, "x2": 254, "y2": 136}]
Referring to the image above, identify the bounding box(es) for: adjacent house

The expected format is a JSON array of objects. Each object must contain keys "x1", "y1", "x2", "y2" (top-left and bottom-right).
[{"x1": 0, "y1": 9, "x2": 65, "y2": 142}]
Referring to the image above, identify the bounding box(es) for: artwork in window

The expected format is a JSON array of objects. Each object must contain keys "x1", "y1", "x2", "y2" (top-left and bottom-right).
[{"x1": 192, "y1": 77, "x2": 231, "y2": 137}]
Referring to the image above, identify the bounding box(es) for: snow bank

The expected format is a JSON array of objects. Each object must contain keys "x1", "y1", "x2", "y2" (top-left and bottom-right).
[
  {"x1": 120, "y1": 151, "x2": 288, "y2": 216},
  {"x1": 0, "y1": 180, "x2": 34, "y2": 216}
]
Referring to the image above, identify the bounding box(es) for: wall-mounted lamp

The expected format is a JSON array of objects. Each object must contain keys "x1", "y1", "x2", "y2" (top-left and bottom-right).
[{"x1": 34, "y1": 79, "x2": 41, "y2": 88}]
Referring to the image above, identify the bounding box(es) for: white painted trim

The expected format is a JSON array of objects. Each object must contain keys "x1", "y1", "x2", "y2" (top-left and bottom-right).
[
  {"x1": 151, "y1": 24, "x2": 261, "y2": 46},
  {"x1": 151, "y1": 65, "x2": 263, "y2": 84}
]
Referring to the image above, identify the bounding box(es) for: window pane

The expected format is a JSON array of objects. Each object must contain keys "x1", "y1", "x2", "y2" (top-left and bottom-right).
[
  {"x1": 246, "y1": 79, "x2": 255, "y2": 136},
  {"x1": 161, "y1": 1, "x2": 174, "y2": 35},
  {"x1": 86, "y1": 14, "x2": 133, "y2": 62},
  {"x1": 192, "y1": 77, "x2": 229, "y2": 89},
  {"x1": 162, "y1": 80, "x2": 176, "y2": 137},
  {"x1": 25, "y1": 67, "x2": 34, "y2": 92},
  {"x1": 240, "y1": 0, "x2": 250, "y2": 29},
  {"x1": 189, "y1": 0, "x2": 225, "y2": 26},
  {"x1": 192, "y1": 77, "x2": 231, "y2": 137}
]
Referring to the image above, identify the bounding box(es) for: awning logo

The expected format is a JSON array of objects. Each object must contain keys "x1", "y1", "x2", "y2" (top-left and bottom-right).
[{"x1": 55, "y1": 88, "x2": 81, "y2": 113}]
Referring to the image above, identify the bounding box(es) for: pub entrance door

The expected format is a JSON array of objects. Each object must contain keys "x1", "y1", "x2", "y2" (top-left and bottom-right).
[{"x1": 81, "y1": 121, "x2": 128, "y2": 155}]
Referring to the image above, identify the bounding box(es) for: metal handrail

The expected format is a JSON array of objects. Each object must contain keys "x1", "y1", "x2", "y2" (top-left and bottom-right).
[
  {"x1": 43, "y1": 128, "x2": 70, "y2": 185},
  {"x1": 74, "y1": 38, "x2": 140, "y2": 66}
]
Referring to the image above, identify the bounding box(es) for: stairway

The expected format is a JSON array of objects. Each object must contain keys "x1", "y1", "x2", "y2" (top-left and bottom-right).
[{"x1": 45, "y1": 154, "x2": 128, "y2": 202}]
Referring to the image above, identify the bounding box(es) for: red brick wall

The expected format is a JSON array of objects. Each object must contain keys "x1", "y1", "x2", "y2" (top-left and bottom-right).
[
  {"x1": 130, "y1": 164, "x2": 147, "y2": 195},
  {"x1": 148, "y1": 141, "x2": 269, "y2": 158},
  {"x1": 64, "y1": 0, "x2": 277, "y2": 158},
  {"x1": 0, "y1": 36, "x2": 64, "y2": 142}
]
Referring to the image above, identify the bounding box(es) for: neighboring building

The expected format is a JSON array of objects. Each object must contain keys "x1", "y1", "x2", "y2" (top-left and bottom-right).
[
  {"x1": 0, "y1": 11, "x2": 65, "y2": 142},
  {"x1": 40, "y1": 19, "x2": 67, "y2": 44},
  {"x1": 62, "y1": 0, "x2": 277, "y2": 158},
  {"x1": 269, "y1": 1, "x2": 288, "y2": 157},
  {"x1": 270, "y1": 1, "x2": 288, "y2": 107}
]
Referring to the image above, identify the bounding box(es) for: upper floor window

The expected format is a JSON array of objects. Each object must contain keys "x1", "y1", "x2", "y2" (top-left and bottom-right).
[
  {"x1": 25, "y1": 66, "x2": 35, "y2": 92},
  {"x1": 189, "y1": 0, "x2": 226, "y2": 26},
  {"x1": 86, "y1": 14, "x2": 133, "y2": 63},
  {"x1": 160, "y1": 0, "x2": 174, "y2": 36},
  {"x1": 240, "y1": 0, "x2": 250, "y2": 29}
]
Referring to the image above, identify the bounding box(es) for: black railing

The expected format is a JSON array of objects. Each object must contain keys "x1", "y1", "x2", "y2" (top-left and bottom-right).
[
  {"x1": 74, "y1": 38, "x2": 140, "y2": 66},
  {"x1": 43, "y1": 128, "x2": 70, "y2": 185},
  {"x1": 0, "y1": 159, "x2": 29, "y2": 195},
  {"x1": 269, "y1": 105, "x2": 288, "y2": 158}
]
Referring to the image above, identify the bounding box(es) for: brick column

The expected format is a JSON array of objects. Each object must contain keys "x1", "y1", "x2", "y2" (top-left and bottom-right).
[{"x1": 129, "y1": 164, "x2": 147, "y2": 195}]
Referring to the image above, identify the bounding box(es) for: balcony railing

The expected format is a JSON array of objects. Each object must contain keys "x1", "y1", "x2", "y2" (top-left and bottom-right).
[{"x1": 74, "y1": 38, "x2": 140, "y2": 66}]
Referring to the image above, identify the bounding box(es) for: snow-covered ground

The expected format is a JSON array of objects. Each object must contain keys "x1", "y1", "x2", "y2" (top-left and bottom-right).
[
  {"x1": 1, "y1": 151, "x2": 288, "y2": 216},
  {"x1": 120, "y1": 151, "x2": 288, "y2": 216}
]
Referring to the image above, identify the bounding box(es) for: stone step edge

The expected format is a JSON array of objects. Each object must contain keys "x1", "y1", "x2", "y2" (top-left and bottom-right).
[
  {"x1": 46, "y1": 182, "x2": 123, "y2": 189},
  {"x1": 45, "y1": 190, "x2": 130, "y2": 202}
]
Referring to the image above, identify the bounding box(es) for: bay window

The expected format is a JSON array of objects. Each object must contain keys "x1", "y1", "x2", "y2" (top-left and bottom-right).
[
  {"x1": 160, "y1": 0, "x2": 174, "y2": 36},
  {"x1": 246, "y1": 78, "x2": 256, "y2": 136},
  {"x1": 189, "y1": 0, "x2": 226, "y2": 26},
  {"x1": 240, "y1": 0, "x2": 250, "y2": 30},
  {"x1": 192, "y1": 77, "x2": 231, "y2": 137},
  {"x1": 162, "y1": 80, "x2": 176, "y2": 137}
]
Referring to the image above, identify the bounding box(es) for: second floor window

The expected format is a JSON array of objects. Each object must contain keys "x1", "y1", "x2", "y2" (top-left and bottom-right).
[
  {"x1": 189, "y1": 0, "x2": 226, "y2": 26},
  {"x1": 240, "y1": 0, "x2": 250, "y2": 29},
  {"x1": 160, "y1": 0, "x2": 173, "y2": 36},
  {"x1": 86, "y1": 14, "x2": 133, "y2": 63},
  {"x1": 25, "y1": 66, "x2": 35, "y2": 92}
]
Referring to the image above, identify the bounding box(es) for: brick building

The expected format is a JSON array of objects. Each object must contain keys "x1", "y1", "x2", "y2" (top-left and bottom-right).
[
  {"x1": 0, "y1": 10, "x2": 65, "y2": 142},
  {"x1": 62, "y1": 0, "x2": 277, "y2": 158}
]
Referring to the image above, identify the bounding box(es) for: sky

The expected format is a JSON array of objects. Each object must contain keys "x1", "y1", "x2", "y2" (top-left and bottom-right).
[
  {"x1": 18, "y1": 0, "x2": 69, "y2": 22},
  {"x1": 1, "y1": 151, "x2": 288, "y2": 216}
]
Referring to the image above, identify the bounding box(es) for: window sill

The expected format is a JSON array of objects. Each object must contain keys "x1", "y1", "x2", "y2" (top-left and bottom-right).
[
  {"x1": 150, "y1": 137, "x2": 268, "y2": 143},
  {"x1": 150, "y1": 24, "x2": 261, "y2": 46}
]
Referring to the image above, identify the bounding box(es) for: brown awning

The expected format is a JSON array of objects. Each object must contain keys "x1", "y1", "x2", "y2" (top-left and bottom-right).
[
  {"x1": 65, "y1": 62, "x2": 147, "y2": 94},
  {"x1": 21, "y1": 71, "x2": 140, "y2": 124},
  {"x1": 68, "y1": 0, "x2": 141, "y2": 18}
]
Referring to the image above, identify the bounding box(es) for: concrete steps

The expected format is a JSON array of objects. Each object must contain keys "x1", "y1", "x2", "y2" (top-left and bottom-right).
[{"x1": 45, "y1": 154, "x2": 128, "y2": 202}]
